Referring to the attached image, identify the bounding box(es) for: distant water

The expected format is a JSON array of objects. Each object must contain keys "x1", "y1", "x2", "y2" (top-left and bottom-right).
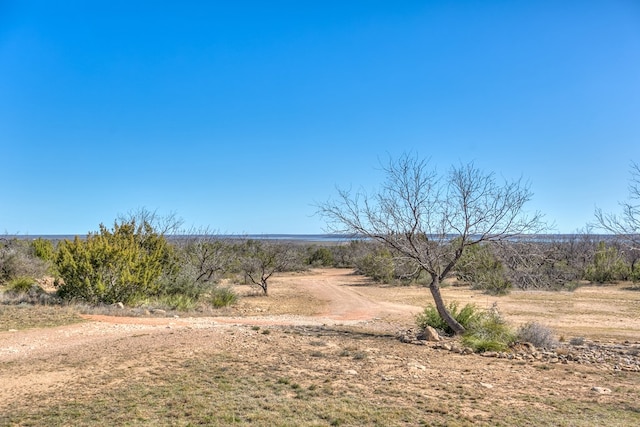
[
  {"x1": 3, "y1": 234, "x2": 359, "y2": 243},
  {"x1": 4, "y1": 233, "x2": 619, "y2": 243}
]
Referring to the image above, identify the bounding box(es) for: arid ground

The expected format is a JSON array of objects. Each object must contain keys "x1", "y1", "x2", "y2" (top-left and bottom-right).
[{"x1": 1, "y1": 268, "x2": 639, "y2": 426}]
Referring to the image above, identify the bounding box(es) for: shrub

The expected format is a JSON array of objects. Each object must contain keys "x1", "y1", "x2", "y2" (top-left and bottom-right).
[
  {"x1": 208, "y1": 286, "x2": 238, "y2": 308},
  {"x1": 5, "y1": 277, "x2": 44, "y2": 295},
  {"x1": 307, "y1": 247, "x2": 335, "y2": 267},
  {"x1": 516, "y1": 322, "x2": 557, "y2": 349},
  {"x1": 584, "y1": 242, "x2": 630, "y2": 283},
  {"x1": 457, "y1": 243, "x2": 512, "y2": 295},
  {"x1": 54, "y1": 219, "x2": 178, "y2": 305},
  {"x1": 416, "y1": 302, "x2": 480, "y2": 336},
  {"x1": 31, "y1": 238, "x2": 56, "y2": 262},
  {"x1": 354, "y1": 247, "x2": 395, "y2": 283},
  {"x1": 461, "y1": 306, "x2": 516, "y2": 352},
  {"x1": 417, "y1": 302, "x2": 515, "y2": 351},
  {"x1": 0, "y1": 239, "x2": 49, "y2": 285}
]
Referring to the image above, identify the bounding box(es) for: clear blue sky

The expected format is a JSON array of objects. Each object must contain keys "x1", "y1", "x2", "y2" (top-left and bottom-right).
[{"x1": 1, "y1": 1, "x2": 639, "y2": 235}]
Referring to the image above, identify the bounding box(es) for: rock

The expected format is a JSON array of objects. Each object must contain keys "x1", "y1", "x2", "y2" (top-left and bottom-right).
[
  {"x1": 480, "y1": 382, "x2": 494, "y2": 389},
  {"x1": 418, "y1": 326, "x2": 441, "y2": 342},
  {"x1": 441, "y1": 343, "x2": 453, "y2": 351},
  {"x1": 152, "y1": 309, "x2": 167, "y2": 315},
  {"x1": 345, "y1": 369, "x2": 358, "y2": 375},
  {"x1": 591, "y1": 387, "x2": 612, "y2": 395},
  {"x1": 112, "y1": 302, "x2": 124, "y2": 309},
  {"x1": 481, "y1": 351, "x2": 499, "y2": 358}
]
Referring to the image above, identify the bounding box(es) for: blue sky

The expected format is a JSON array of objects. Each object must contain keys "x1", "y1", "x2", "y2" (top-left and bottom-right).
[{"x1": 1, "y1": 1, "x2": 639, "y2": 235}]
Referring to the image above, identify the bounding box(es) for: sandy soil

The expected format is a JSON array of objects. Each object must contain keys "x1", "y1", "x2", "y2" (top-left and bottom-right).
[{"x1": 1, "y1": 268, "x2": 639, "y2": 424}]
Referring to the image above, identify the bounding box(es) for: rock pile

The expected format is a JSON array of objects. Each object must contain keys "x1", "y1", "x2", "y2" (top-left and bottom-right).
[{"x1": 397, "y1": 329, "x2": 640, "y2": 371}]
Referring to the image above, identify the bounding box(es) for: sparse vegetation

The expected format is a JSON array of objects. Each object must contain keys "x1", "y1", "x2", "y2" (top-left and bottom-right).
[
  {"x1": 0, "y1": 237, "x2": 49, "y2": 285},
  {"x1": 517, "y1": 321, "x2": 558, "y2": 349},
  {"x1": 238, "y1": 239, "x2": 301, "y2": 295},
  {"x1": 461, "y1": 305, "x2": 516, "y2": 352},
  {"x1": 416, "y1": 302, "x2": 479, "y2": 336},
  {"x1": 320, "y1": 154, "x2": 544, "y2": 334},
  {"x1": 584, "y1": 241, "x2": 630, "y2": 283}
]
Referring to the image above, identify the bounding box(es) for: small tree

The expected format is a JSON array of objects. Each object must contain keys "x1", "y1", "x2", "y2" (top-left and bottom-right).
[
  {"x1": 319, "y1": 154, "x2": 543, "y2": 334},
  {"x1": 239, "y1": 240, "x2": 299, "y2": 295}
]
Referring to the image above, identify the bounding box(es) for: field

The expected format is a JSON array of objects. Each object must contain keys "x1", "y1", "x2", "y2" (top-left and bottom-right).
[{"x1": 1, "y1": 268, "x2": 639, "y2": 426}]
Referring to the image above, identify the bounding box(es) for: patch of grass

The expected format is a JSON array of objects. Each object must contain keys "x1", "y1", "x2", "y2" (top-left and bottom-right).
[
  {"x1": 0, "y1": 304, "x2": 84, "y2": 331},
  {"x1": 149, "y1": 294, "x2": 198, "y2": 311},
  {"x1": 208, "y1": 286, "x2": 238, "y2": 308},
  {"x1": 5, "y1": 277, "x2": 43, "y2": 294}
]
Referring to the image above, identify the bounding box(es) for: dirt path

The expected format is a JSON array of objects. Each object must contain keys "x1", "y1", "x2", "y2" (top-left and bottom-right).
[
  {"x1": 0, "y1": 269, "x2": 420, "y2": 413},
  {"x1": 274, "y1": 269, "x2": 423, "y2": 321}
]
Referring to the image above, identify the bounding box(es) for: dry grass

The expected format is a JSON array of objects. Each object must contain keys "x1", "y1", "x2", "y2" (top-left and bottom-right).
[
  {"x1": 2, "y1": 270, "x2": 640, "y2": 426},
  {"x1": 2, "y1": 325, "x2": 639, "y2": 426},
  {"x1": 0, "y1": 304, "x2": 83, "y2": 331}
]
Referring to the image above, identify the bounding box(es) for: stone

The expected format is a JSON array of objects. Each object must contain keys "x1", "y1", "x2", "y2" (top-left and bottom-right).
[
  {"x1": 480, "y1": 383, "x2": 494, "y2": 389},
  {"x1": 481, "y1": 351, "x2": 499, "y2": 358},
  {"x1": 345, "y1": 369, "x2": 358, "y2": 375},
  {"x1": 591, "y1": 387, "x2": 612, "y2": 394},
  {"x1": 418, "y1": 326, "x2": 441, "y2": 342}
]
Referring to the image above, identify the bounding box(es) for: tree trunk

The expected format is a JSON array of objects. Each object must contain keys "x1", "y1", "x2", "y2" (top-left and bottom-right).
[{"x1": 429, "y1": 276, "x2": 466, "y2": 335}]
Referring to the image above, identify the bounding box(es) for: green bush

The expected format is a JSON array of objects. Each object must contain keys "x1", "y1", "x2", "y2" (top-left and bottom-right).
[
  {"x1": 355, "y1": 247, "x2": 395, "y2": 283},
  {"x1": 457, "y1": 243, "x2": 512, "y2": 294},
  {"x1": 5, "y1": 277, "x2": 44, "y2": 295},
  {"x1": 417, "y1": 301, "x2": 516, "y2": 352},
  {"x1": 54, "y1": 219, "x2": 178, "y2": 305},
  {"x1": 416, "y1": 301, "x2": 480, "y2": 336},
  {"x1": 461, "y1": 306, "x2": 516, "y2": 352},
  {"x1": 307, "y1": 247, "x2": 335, "y2": 267},
  {"x1": 584, "y1": 242, "x2": 630, "y2": 283},
  {"x1": 208, "y1": 286, "x2": 238, "y2": 308},
  {"x1": 31, "y1": 238, "x2": 55, "y2": 262}
]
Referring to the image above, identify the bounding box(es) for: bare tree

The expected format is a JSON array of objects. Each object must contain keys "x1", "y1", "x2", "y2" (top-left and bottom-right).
[
  {"x1": 117, "y1": 207, "x2": 184, "y2": 236},
  {"x1": 239, "y1": 240, "x2": 300, "y2": 295},
  {"x1": 175, "y1": 227, "x2": 233, "y2": 285},
  {"x1": 595, "y1": 162, "x2": 640, "y2": 250},
  {"x1": 319, "y1": 154, "x2": 543, "y2": 334}
]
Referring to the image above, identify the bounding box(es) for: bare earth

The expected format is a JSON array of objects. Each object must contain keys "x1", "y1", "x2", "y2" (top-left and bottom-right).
[{"x1": 1, "y1": 268, "x2": 639, "y2": 425}]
